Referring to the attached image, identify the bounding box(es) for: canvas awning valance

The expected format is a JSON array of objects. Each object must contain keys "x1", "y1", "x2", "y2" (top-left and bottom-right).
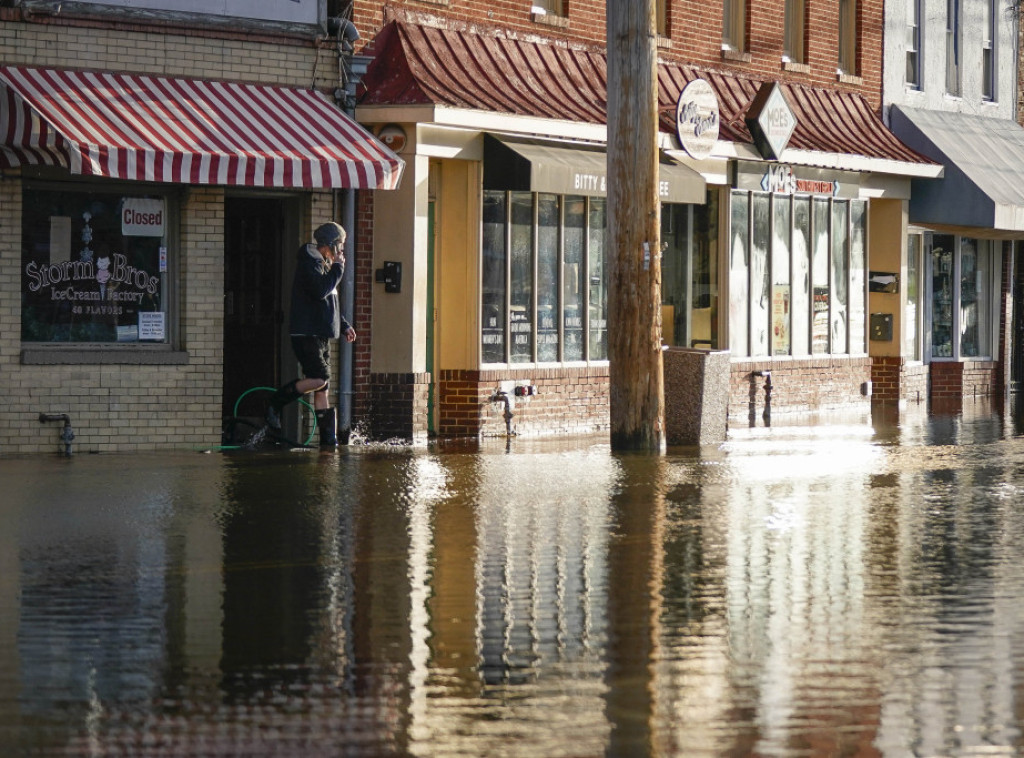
[{"x1": 0, "y1": 65, "x2": 404, "y2": 189}]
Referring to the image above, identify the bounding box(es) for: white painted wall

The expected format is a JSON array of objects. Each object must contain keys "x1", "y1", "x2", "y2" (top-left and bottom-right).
[{"x1": 883, "y1": 0, "x2": 1018, "y2": 121}]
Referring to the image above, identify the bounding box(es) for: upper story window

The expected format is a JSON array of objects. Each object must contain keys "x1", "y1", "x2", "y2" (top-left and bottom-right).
[
  {"x1": 783, "y1": 0, "x2": 806, "y2": 63},
  {"x1": 532, "y1": 0, "x2": 564, "y2": 16},
  {"x1": 906, "y1": 0, "x2": 922, "y2": 88},
  {"x1": 982, "y1": 0, "x2": 996, "y2": 100},
  {"x1": 657, "y1": 0, "x2": 667, "y2": 36},
  {"x1": 837, "y1": 0, "x2": 858, "y2": 75},
  {"x1": 722, "y1": 0, "x2": 746, "y2": 53},
  {"x1": 946, "y1": 0, "x2": 961, "y2": 96}
]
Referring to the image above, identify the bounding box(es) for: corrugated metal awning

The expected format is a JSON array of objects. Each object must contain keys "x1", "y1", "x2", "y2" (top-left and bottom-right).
[
  {"x1": 360, "y1": 21, "x2": 937, "y2": 176},
  {"x1": 892, "y1": 105, "x2": 1024, "y2": 235},
  {"x1": 0, "y1": 65, "x2": 404, "y2": 189},
  {"x1": 483, "y1": 135, "x2": 706, "y2": 204}
]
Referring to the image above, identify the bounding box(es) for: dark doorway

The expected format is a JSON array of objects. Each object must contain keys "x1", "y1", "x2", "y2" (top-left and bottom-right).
[{"x1": 223, "y1": 197, "x2": 287, "y2": 423}]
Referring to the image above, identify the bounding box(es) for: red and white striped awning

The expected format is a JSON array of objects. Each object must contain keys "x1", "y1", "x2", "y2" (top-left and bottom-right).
[{"x1": 0, "y1": 65, "x2": 404, "y2": 189}]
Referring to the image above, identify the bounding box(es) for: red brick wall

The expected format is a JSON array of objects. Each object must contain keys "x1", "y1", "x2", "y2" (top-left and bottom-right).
[
  {"x1": 439, "y1": 367, "x2": 610, "y2": 438},
  {"x1": 364, "y1": 372, "x2": 430, "y2": 441},
  {"x1": 729, "y1": 357, "x2": 872, "y2": 418},
  {"x1": 351, "y1": 191, "x2": 378, "y2": 432},
  {"x1": 871, "y1": 356, "x2": 929, "y2": 404},
  {"x1": 353, "y1": 0, "x2": 883, "y2": 109}
]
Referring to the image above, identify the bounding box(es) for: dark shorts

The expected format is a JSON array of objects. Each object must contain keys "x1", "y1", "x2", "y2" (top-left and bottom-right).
[{"x1": 291, "y1": 335, "x2": 331, "y2": 381}]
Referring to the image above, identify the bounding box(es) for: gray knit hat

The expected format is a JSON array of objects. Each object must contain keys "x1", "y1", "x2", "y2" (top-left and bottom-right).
[{"x1": 313, "y1": 222, "x2": 345, "y2": 247}]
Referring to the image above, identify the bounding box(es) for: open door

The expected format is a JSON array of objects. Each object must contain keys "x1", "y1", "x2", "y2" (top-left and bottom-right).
[{"x1": 222, "y1": 197, "x2": 287, "y2": 430}]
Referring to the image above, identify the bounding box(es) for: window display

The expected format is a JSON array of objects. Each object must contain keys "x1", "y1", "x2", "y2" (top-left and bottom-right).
[
  {"x1": 659, "y1": 193, "x2": 719, "y2": 350},
  {"x1": 929, "y1": 234, "x2": 994, "y2": 360},
  {"x1": 729, "y1": 190, "x2": 865, "y2": 358},
  {"x1": 22, "y1": 186, "x2": 170, "y2": 344},
  {"x1": 481, "y1": 191, "x2": 607, "y2": 365}
]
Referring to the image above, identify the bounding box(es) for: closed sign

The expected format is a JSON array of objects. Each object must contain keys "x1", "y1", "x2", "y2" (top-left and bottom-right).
[{"x1": 122, "y1": 198, "x2": 165, "y2": 237}]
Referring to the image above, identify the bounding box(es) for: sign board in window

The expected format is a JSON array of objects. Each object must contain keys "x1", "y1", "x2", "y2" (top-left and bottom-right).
[{"x1": 21, "y1": 188, "x2": 169, "y2": 344}]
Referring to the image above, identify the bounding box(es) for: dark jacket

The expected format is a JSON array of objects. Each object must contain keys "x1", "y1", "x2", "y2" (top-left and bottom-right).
[{"x1": 289, "y1": 243, "x2": 351, "y2": 338}]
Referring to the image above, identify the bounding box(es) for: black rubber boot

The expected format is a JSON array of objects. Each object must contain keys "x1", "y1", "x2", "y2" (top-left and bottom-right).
[
  {"x1": 266, "y1": 380, "x2": 302, "y2": 430},
  {"x1": 316, "y1": 407, "x2": 338, "y2": 448}
]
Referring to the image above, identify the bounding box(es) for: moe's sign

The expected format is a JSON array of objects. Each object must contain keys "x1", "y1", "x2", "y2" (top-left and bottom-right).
[{"x1": 745, "y1": 82, "x2": 797, "y2": 161}]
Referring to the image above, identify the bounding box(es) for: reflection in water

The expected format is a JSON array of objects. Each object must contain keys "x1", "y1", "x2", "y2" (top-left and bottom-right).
[{"x1": 2, "y1": 407, "x2": 1024, "y2": 756}]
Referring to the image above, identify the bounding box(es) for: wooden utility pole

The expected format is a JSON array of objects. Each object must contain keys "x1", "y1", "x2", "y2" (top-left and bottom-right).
[{"x1": 606, "y1": 0, "x2": 664, "y2": 451}]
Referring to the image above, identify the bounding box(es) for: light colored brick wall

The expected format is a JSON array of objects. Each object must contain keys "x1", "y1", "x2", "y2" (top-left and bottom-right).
[
  {"x1": 0, "y1": 13, "x2": 341, "y2": 453},
  {"x1": 0, "y1": 11, "x2": 337, "y2": 90},
  {"x1": 0, "y1": 182, "x2": 227, "y2": 454}
]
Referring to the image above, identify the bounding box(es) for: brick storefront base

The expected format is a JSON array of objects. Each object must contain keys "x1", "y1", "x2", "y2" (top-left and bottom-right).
[
  {"x1": 871, "y1": 356, "x2": 929, "y2": 404},
  {"x1": 729, "y1": 357, "x2": 872, "y2": 420},
  {"x1": 438, "y1": 367, "x2": 610, "y2": 438},
  {"x1": 929, "y1": 361, "x2": 1001, "y2": 412},
  {"x1": 364, "y1": 372, "x2": 430, "y2": 444}
]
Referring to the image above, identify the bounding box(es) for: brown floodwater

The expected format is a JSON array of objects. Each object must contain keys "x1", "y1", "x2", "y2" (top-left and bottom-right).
[{"x1": 2, "y1": 401, "x2": 1024, "y2": 756}]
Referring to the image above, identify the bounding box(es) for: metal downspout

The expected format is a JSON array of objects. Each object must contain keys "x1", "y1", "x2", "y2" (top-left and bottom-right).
[{"x1": 338, "y1": 188, "x2": 355, "y2": 443}]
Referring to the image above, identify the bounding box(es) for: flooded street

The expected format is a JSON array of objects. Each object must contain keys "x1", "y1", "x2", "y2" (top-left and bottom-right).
[{"x1": 3, "y1": 403, "x2": 1024, "y2": 757}]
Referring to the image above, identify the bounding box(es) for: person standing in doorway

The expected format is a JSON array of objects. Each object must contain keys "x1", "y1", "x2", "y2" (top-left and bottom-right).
[{"x1": 265, "y1": 221, "x2": 357, "y2": 447}]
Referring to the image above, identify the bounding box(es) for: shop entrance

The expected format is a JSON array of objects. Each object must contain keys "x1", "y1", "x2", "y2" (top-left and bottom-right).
[{"x1": 222, "y1": 197, "x2": 289, "y2": 424}]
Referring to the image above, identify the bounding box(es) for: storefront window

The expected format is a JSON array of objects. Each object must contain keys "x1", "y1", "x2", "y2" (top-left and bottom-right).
[
  {"x1": 905, "y1": 233, "x2": 922, "y2": 360},
  {"x1": 831, "y1": 201, "x2": 849, "y2": 354},
  {"x1": 589, "y1": 200, "x2": 608, "y2": 361},
  {"x1": 928, "y1": 233, "x2": 996, "y2": 360},
  {"x1": 730, "y1": 190, "x2": 864, "y2": 358},
  {"x1": 537, "y1": 195, "x2": 560, "y2": 362},
  {"x1": 729, "y1": 193, "x2": 749, "y2": 355},
  {"x1": 482, "y1": 191, "x2": 607, "y2": 365},
  {"x1": 481, "y1": 193, "x2": 507, "y2": 363},
  {"x1": 771, "y1": 196, "x2": 791, "y2": 355},
  {"x1": 564, "y1": 198, "x2": 585, "y2": 361},
  {"x1": 812, "y1": 198, "x2": 831, "y2": 354},
  {"x1": 510, "y1": 193, "x2": 534, "y2": 363},
  {"x1": 751, "y1": 193, "x2": 771, "y2": 356},
  {"x1": 22, "y1": 185, "x2": 171, "y2": 344},
  {"x1": 660, "y1": 192, "x2": 719, "y2": 349},
  {"x1": 791, "y1": 196, "x2": 811, "y2": 357},
  {"x1": 930, "y1": 234, "x2": 955, "y2": 358},
  {"x1": 849, "y1": 200, "x2": 866, "y2": 353},
  {"x1": 959, "y1": 238, "x2": 992, "y2": 358}
]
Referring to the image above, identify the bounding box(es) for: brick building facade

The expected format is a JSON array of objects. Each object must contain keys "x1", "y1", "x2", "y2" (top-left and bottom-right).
[
  {"x1": 348, "y1": 0, "x2": 939, "y2": 439},
  {"x1": 0, "y1": 5, "x2": 400, "y2": 453}
]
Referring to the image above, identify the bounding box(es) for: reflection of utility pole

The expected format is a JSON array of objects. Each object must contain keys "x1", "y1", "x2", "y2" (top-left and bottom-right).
[
  {"x1": 605, "y1": 455, "x2": 666, "y2": 755},
  {"x1": 606, "y1": 0, "x2": 665, "y2": 451}
]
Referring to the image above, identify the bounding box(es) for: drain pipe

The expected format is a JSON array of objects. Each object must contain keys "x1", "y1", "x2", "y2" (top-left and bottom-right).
[
  {"x1": 39, "y1": 413, "x2": 74, "y2": 456},
  {"x1": 491, "y1": 391, "x2": 514, "y2": 436},
  {"x1": 337, "y1": 187, "x2": 355, "y2": 444}
]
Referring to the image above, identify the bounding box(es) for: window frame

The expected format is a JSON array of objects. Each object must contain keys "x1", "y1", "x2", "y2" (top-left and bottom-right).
[
  {"x1": 906, "y1": 0, "x2": 922, "y2": 89},
  {"x1": 982, "y1": 0, "x2": 996, "y2": 101},
  {"x1": 480, "y1": 190, "x2": 608, "y2": 368},
  {"x1": 722, "y1": 0, "x2": 747, "y2": 53},
  {"x1": 838, "y1": 0, "x2": 858, "y2": 76},
  {"x1": 531, "y1": 0, "x2": 564, "y2": 17},
  {"x1": 783, "y1": 0, "x2": 806, "y2": 64},
  {"x1": 20, "y1": 178, "x2": 180, "y2": 355},
  {"x1": 728, "y1": 189, "x2": 867, "y2": 359},
  {"x1": 905, "y1": 232, "x2": 925, "y2": 362},
  {"x1": 945, "y1": 0, "x2": 961, "y2": 96},
  {"x1": 924, "y1": 232, "x2": 999, "y2": 361}
]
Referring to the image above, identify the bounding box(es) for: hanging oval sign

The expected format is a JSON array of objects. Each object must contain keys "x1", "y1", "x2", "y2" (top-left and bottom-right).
[{"x1": 675, "y1": 78, "x2": 719, "y2": 160}]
